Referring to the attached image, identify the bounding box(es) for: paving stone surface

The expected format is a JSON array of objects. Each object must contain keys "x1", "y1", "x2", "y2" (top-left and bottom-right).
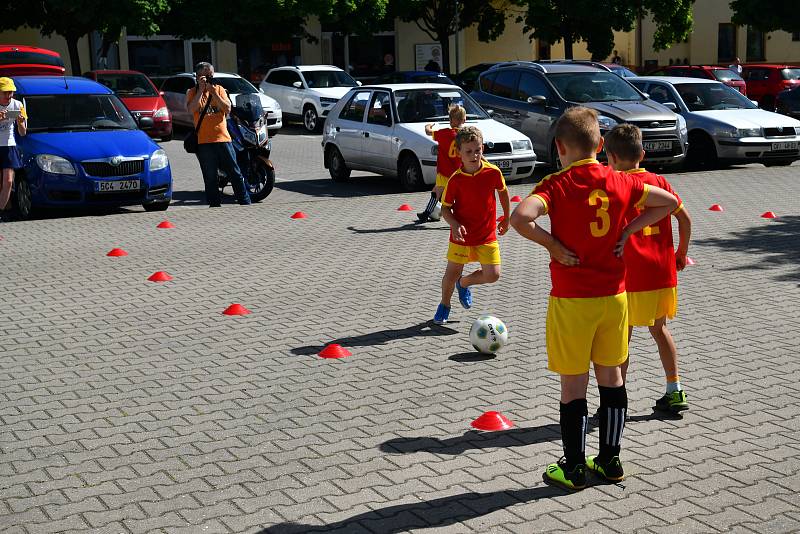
[{"x1": 1, "y1": 127, "x2": 799, "y2": 533}]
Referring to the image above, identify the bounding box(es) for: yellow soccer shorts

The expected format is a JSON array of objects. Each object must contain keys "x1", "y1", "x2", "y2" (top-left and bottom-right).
[
  {"x1": 446, "y1": 241, "x2": 501, "y2": 265},
  {"x1": 627, "y1": 287, "x2": 677, "y2": 327},
  {"x1": 435, "y1": 172, "x2": 451, "y2": 188},
  {"x1": 546, "y1": 292, "x2": 629, "y2": 375}
]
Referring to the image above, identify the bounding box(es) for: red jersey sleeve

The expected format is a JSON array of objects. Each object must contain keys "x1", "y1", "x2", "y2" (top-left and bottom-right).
[
  {"x1": 494, "y1": 169, "x2": 507, "y2": 191},
  {"x1": 529, "y1": 175, "x2": 558, "y2": 214},
  {"x1": 654, "y1": 176, "x2": 683, "y2": 213},
  {"x1": 442, "y1": 175, "x2": 458, "y2": 207}
]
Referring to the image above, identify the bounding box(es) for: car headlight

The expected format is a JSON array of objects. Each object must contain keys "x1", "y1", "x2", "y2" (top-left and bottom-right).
[
  {"x1": 677, "y1": 115, "x2": 688, "y2": 136},
  {"x1": 431, "y1": 144, "x2": 438, "y2": 156},
  {"x1": 36, "y1": 154, "x2": 75, "y2": 175},
  {"x1": 597, "y1": 115, "x2": 618, "y2": 130},
  {"x1": 512, "y1": 139, "x2": 532, "y2": 152},
  {"x1": 150, "y1": 149, "x2": 169, "y2": 171},
  {"x1": 736, "y1": 127, "x2": 761, "y2": 138},
  {"x1": 320, "y1": 97, "x2": 338, "y2": 106},
  {"x1": 153, "y1": 107, "x2": 170, "y2": 119},
  {"x1": 714, "y1": 125, "x2": 738, "y2": 138}
]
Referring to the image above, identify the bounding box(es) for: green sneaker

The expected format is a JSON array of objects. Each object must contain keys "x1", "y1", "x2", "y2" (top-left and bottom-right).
[
  {"x1": 542, "y1": 457, "x2": 586, "y2": 491},
  {"x1": 586, "y1": 455, "x2": 624, "y2": 482},
  {"x1": 655, "y1": 390, "x2": 689, "y2": 413}
]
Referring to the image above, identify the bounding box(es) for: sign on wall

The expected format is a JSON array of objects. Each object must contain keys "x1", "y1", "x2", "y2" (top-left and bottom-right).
[{"x1": 415, "y1": 43, "x2": 444, "y2": 72}]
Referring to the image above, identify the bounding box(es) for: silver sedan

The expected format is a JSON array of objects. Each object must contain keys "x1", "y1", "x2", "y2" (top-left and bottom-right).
[{"x1": 631, "y1": 76, "x2": 800, "y2": 167}]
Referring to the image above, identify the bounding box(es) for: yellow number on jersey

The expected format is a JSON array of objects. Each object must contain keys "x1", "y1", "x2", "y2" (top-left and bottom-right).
[
  {"x1": 642, "y1": 224, "x2": 660, "y2": 236},
  {"x1": 448, "y1": 140, "x2": 458, "y2": 159},
  {"x1": 588, "y1": 189, "x2": 610, "y2": 237}
]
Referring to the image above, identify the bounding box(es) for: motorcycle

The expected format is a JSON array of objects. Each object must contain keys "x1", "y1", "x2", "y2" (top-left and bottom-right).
[{"x1": 217, "y1": 93, "x2": 275, "y2": 202}]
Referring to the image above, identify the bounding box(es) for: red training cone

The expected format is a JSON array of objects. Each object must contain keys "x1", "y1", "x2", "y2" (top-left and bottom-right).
[
  {"x1": 709, "y1": 204, "x2": 724, "y2": 212},
  {"x1": 761, "y1": 211, "x2": 777, "y2": 219},
  {"x1": 157, "y1": 220, "x2": 175, "y2": 229},
  {"x1": 290, "y1": 211, "x2": 307, "y2": 219},
  {"x1": 319, "y1": 344, "x2": 352, "y2": 359},
  {"x1": 147, "y1": 271, "x2": 173, "y2": 282},
  {"x1": 397, "y1": 204, "x2": 413, "y2": 211},
  {"x1": 106, "y1": 248, "x2": 128, "y2": 257},
  {"x1": 222, "y1": 303, "x2": 252, "y2": 316},
  {"x1": 686, "y1": 256, "x2": 696, "y2": 266},
  {"x1": 471, "y1": 411, "x2": 514, "y2": 431},
  {"x1": 510, "y1": 195, "x2": 522, "y2": 202}
]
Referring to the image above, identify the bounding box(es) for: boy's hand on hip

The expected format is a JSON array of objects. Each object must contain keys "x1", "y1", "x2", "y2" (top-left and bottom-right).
[
  {"x1": 675, "y1": 253, "x2": 687, "y2": 271},
  {"x1": 547, "y1": 239, "x2": 579, "y2": 266},
  {"x1": 614, "y1": 231, "x2": 631, "y2": 257},
  {"x1": 497, "y1": 216, "x2": 509, "y2": 235},
  {"x1": 451, "y1": 224, "x2": 467, "y2": 243}
]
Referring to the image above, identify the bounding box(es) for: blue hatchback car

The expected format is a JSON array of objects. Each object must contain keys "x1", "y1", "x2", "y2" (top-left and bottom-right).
[{"x1": 12, "y1": 76, "x2": 172, "y2": 218}]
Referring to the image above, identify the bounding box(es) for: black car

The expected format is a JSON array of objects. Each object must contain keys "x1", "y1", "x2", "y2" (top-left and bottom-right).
[
  {"x1": 470, "y1": 60, "x2": 686, "y2": 168},
  {"x1": 451, "y1": 63, "x2": 498, "y2": 92},
  {"x1": 776, "y1": 86, "x2": 800, "y2": 119}
]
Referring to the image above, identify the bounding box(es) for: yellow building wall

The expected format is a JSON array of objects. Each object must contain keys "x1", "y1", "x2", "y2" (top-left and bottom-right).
[
  {"x1": 0, "y1": 27, "x2": 92, "y2": 75},
  {"x1": 215, "y1": 41, "x2": 238, "y2": 72}
]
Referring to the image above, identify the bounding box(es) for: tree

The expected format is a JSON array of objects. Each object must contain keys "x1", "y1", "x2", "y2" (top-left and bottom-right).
[
  {"x1": 730, "y1": 0, "x2": 800, "y2": 33},
  {"x1": 516, "y1": 0, "x2": 694, "y2": 61},
  {"x1": 0, "y1": 0, "x2": 169, "y2": 75},
  {"x1": 392, "y1": 0, "x2": 510, "y2": 73}
]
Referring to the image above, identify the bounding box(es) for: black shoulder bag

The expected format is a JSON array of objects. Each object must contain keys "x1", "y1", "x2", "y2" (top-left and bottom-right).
[{"x1": 183, "y1": 92, "x2": 213, "y2": 154}]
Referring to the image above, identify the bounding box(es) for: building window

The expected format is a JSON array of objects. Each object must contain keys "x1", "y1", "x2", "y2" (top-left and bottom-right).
[
  {"x1": 746, "y1": 26, "x2": 765, "y2": 61},
  {"x1": 718, "y1": 23, "x2": 737, "y2": 63}
]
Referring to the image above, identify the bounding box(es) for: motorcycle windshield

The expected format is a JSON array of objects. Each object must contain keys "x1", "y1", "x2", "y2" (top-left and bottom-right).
[{"x1": 234, "y1": 93, "x2": 264, "y2": 123}]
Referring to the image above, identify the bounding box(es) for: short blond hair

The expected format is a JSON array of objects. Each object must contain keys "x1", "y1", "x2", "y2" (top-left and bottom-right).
[
  {"x1": 448, "y1": 104, "x2": 466, "y2": 124},
  {"x1": 554, "y1": 107, "x2": 601, "y2": 154},
  {"x1": 455, "y1": 125, "x2": 483, "y2": 149},
  {"x1": 604, "y1": 123, "x2": 644, "y2": 162}
]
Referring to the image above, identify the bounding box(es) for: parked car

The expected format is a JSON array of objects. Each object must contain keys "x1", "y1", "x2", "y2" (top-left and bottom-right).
[
  {"x1": 322, "y1": 83, "x2": 537, "y2": 191},
  {"x1": 11, "y1": 76, "x2": 172, "y2": 219},
  {"x1": 741, "y1": 64, "x2": 800, "y2": 110},
  {"x1": 776, "y1": 86, "x2": 800, "y2": 119},
  {"x1": 83, "y1": 70, "x2": 172, "y2": 141},
  {"x1": 604, "y1": 63, "x2": 638, "y2": 78},
  {"x1": 260, "y1": 65, "x2": 360, "y2": 132},
  {"x1": 0, "y1": 45, "x2": 65, "y2": 77},
  {"x1": 451, "y1": 63, "x2": 498, "y2": 92},
  {"x1": 630, "y1": 76, "x2": 800, "y2": 168},
  {"x1": 646, "y1": 65, "x2": 747, "y2": 95},
  {"x1": 471, "y1": 61, "x2": 687, "y2": 168},
  {"x1": 373, "y1": 71, "x2": 456, "y2": 85},
  {"x1": 160, "y1": 72, "x2": 282, "y2": 134}
]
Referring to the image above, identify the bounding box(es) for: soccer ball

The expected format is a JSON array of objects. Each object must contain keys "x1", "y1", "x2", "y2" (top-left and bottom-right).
[
  {"x1": 469, "y1": 315, "x2": 509, "y2": 354},
  {"x1": 430, "y1": 201, "x2": 442, "y2": 220}
]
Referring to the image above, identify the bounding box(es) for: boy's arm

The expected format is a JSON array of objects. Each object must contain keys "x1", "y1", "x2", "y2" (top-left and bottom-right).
[
  {"x1": 614, "y1": 185, "x2": 678, "y2": 256},
  {"x1": 497, "y1": 187, "x2": 511, "y2": 235},
  {"x1": 511, "y1": 196, "x2": 579, "y2": 266},
  {"x1": 441, "y1": 204, "x2": 466, "y2": 242},
  {"x1": 673, "y1": 207, "x2": 692, "y2": 270}
]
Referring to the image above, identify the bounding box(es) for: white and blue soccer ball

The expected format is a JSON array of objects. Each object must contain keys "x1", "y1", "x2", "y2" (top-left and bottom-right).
[{"x1": 469, "y1": 315, "x2": 509, "y2": 354}]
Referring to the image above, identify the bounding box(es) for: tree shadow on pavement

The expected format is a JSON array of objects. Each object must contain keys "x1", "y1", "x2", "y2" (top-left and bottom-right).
[
  {"x1": 693, "y1": 215, "x2": 800, "y2": 283},
  {"x1": 256, "y1": 486, "x2": 564, "y2": 534},
  {"x1": 291, "y1": 321, "x2": 459, "y2": 355},
  {"x1": 347, "y1": 223, "x2": 450, "y2": 234}
]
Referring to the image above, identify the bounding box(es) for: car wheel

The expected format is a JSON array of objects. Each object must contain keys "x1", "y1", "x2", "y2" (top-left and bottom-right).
[
  {"x1": 685, "y1": 131, "x2": 718, "y2": 169},
  {"x1": 161, "y1": 133, "x2": 173, "y2": 142},
  {"x1": 399, "y1": 153, "x2": 425, "y2": 192},
  {"x1": 328, "y1": 146, "x2": 351, "y2": 182},
  {"x1": 143, "y1": 200, "x2": 170, "y2": 212},
  {"x1": 763, "y1": 159, "x2": 794, "y2": 167},
  {"x1": 303, "y1": 105, "x2": 320, "y2": 133},
  {"x1": 14, "y1": 175, "x2": 34, "y2": 219}
]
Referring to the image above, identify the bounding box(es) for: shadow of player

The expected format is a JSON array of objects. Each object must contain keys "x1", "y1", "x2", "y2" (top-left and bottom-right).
[
  {"x1": 449, "y1": 351, "x2": 497, "y2": 362},
  {"x1": 291, "y1": 320, "x2": 459, "y2": 355},
  {"x1": 347, "y1": 223, "x2": 450, "y2": 234}
]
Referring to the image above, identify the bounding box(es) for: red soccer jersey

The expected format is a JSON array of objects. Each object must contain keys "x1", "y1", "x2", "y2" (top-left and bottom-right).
[
  {"x1": 623, "y1": 168, "x2": 683, "y2": 292},
  {"x1": 530, "y1": 158, "x2": 649, "y2": 298},
  {"x1": 432, "y1": 127, "x2": 461, "y2": 179},
  {"x1": 442, "y1": 160, "x2": 507, "y2": 246}
]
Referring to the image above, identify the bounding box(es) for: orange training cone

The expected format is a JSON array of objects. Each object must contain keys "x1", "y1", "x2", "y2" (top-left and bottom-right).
[
  {"x1": 106, "y1": 248, "x2": 128, "y2": 257},
  {"x1": 709, "y1": 204, "x2": 723, "y2": 212},
  {"x1": 147, "y1": 271, "x2": 173, "y2": 282},
  {"x1": 471, "y1": 411, "x2": 514, "y2": 431},
  {"x1": 222, "y1": 303, "x2": 252, "y2": 316},
  {"x1": 397, "y1": 204, "x2": 413, "y2": 211},
  {"x1": 510, "y1": 195, "x2": 522, "y2": 202},
  {"x1": 290, "y1": 211, "x2": 307, "y2": 219},
  {"x1": 157, "y1": 220, "x2": 175, "y2": 229},
  {"x1": 319, "y1": 344, "x2": 352, "y2": 359},
  {"x1": 686, "y1": 256, "x2": 696, "y2": 266},
  {"x1": 761, "y1": 211, "x2": 777, "y2": 219}
]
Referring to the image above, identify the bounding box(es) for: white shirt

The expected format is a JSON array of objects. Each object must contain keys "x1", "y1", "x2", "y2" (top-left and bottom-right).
[{"x1": 0, "y1": 98, "x2": 24, "y2": 147}]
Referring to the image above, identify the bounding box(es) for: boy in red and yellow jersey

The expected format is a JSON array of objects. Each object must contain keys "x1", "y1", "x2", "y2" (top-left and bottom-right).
[
  {"x1": 433, "y1": 125, "x2": 510, "y2": 324},
  {"x1": 510, "y1": 107, "x2": 678, "y2": 491},
  {"x1": 605, "y1": 124, "x2": 692, "y2": 413},
  {"x1": 418, "y1": 105, "x2": 467, "y2": 222}
]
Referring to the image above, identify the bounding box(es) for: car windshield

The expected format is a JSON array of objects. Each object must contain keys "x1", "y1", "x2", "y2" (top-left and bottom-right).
[
  {"x1": 213, "y1": 77, "x2": 259, "y2": 94},
  {"x1": 675, "y1": 82, "x2": 757, "y2": 111},
  {"x1": 303, "y1": 70, "x2": 358, "y2": 88},
  {"x1": 711, "y1": 69, "x2": 743, "y2": 82},
  {"x1": 394, "y1": 88, "x2": 489, "y2": 122},
  {"x1": 547, "y1": 72, "x2": 643, "y2": 102},
  {"x1": 95, "y1": 73, "x2": 157, "y2": 97},
  {"x1": 0, "y1": 51, "x2": 64, "y2": 67},
  {"x1": 781, "y1": 68, "x2": 800, "y2": 81},
  {"x1": 23, "y1": 94, "x2": 137, "y2": 132}
]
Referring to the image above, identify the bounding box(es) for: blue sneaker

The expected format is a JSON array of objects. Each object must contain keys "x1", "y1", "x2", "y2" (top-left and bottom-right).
[
  {"x1": 455, "y1": 277, "x2": 473, "y2": 309},
  {"x1": 433, "y1": 304, "x2": 451, "y2": 325}
]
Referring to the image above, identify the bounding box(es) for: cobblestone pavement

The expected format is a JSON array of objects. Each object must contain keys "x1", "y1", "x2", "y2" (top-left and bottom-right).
[{"x1": 1, "y1": 128, "x2": 799, "y2": 533}]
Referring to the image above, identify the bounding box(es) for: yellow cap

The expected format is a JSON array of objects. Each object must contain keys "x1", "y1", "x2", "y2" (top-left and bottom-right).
[{"x1": 0, "y1": 77, "x2": 16, "y2": 92}]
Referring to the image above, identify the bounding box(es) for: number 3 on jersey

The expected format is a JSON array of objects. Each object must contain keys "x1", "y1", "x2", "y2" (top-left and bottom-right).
[{"x1": 588, "y1": 189, "x2": 610, "y2": 237}]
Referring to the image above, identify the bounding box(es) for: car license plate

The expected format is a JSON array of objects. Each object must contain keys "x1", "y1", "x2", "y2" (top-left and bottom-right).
[
  {"x1": 95, "y1": 179, "x2": 140, "y2": 192},
  {"x1": 643, "y1": 140, "x2": 672, "y2": 152},
  {"x1": 771, "y1": 141, "x2": 798, "y2": 151},
  {"x1": 496, "y1": 159, "x2": 512, "y2": 169}
]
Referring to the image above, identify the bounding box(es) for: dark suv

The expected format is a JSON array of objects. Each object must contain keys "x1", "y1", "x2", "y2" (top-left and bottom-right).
[{"x1": 471, "y1": 61, "x2": 687, "y2": 168}]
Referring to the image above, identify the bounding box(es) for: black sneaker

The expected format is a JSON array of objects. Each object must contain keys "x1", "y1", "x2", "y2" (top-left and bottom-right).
[
  {"x1": 542, "y1": 457, "x2": 587, "y2": 491},
  {"x1": 586, "y1": 455, "x2": 624, "y2": 482},
  {"x1": 417, "y1": 212, "x2": 430, "y2": 223}
]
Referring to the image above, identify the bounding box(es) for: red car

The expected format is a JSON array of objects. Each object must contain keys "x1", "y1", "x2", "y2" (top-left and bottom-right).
[
  {"x1": 84, "y1": 70, "x2": 173, "y2": 141},
  {"x1": 741, "y1": 64, "x2": 800, "y2": 110},
  {"x1": 649, "y1": 65, "x2": 748, "y2": 95},
  {"x1": 0, "y1": 45, "x2": 65, "y2": 76}
]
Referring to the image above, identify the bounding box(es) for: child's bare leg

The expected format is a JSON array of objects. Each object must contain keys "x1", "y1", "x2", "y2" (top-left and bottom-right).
[
  {"x1": 620, "y1": 325, "x2": 633, "y2": 383},
  {"x1": 432, "y1": 185, "x2": 444, "y2": 200},
  {"x1": 0, "y1": 169, "x2": 13, "y2": 211},
  {"x1": 648, "y1": 317, "x2": 681, "y2": 391},
  {"x1": 593, "y1": 362, "x2": 626, "y2": 462},
  {"x1": 561, "y1": 373, "x2": 590, "y2": 403},
  {"x1": 460, "y1": 263, "x2": 500, "y2": 287},
  {"x1": 441, "y1": 261, "x2": 464, "y2": 307}
]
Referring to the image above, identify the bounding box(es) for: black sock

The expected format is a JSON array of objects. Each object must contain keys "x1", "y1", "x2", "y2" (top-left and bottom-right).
[
  {"x1": 560, "y1": 398, "x2": 588, "y2": 470},
  {"x1": 422, "y1": 192, "x2": 437, "y2": 215},
  {"x1": 598, "y1": 385, "x2": 627, "y2": 462}
]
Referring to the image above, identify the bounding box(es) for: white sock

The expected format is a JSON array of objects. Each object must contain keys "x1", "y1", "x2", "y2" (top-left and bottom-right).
[{"x1": 666, "y1": 379, "x2": 681, "y2": 394}]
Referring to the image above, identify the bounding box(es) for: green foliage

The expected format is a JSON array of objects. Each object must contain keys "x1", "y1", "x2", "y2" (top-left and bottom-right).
[{"x1": 730, "y1": 0, "x2": 800, "y2": 33}]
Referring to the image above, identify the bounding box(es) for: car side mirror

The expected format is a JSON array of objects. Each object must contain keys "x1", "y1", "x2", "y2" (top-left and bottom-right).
[
  {"x1": 357, "y1": 81, "x2": 363, "y2": 86},
  {"x1": 526, "y1": 95, "x2": 547, "y2": 106},
  {"x1": 751, "y1": 100, "x2": 759, "y2": 107},
  {"x1": 138, "y1": 116, "x2": 154, "y2": 129},
  {"x1": 486, "y1": 109, "x2": 494, "y2": 117},
  {"x1": 293, "y1": 81, "x2": 302, "y2": 89},
  {"x1": 663, "y1": 102, "x2": 678, "y2": 112}
]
